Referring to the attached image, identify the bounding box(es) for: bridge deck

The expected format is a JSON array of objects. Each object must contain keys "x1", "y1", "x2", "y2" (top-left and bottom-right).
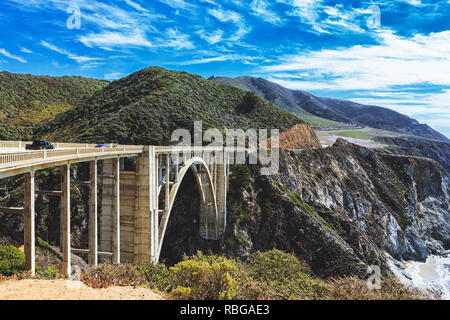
[
  {"x1": 0, "y1": 146, "x2": 144, "y2": 179},
  {"x1": 0, "y1": 141, "x2": 240, "y2": 179}
]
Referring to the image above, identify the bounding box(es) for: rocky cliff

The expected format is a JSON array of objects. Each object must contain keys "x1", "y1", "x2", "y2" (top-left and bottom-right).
[
  {"x1": 161, "y1": 139, "x2": 449, "y2": 278},
  {"x1": 374, "y1": 136, "x2": 450, "y2": 175}
]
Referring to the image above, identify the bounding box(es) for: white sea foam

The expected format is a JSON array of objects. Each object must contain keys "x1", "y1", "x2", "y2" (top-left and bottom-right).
[
  {"x1": 386, "y1": 252, "x2": 450, "y2": 300},
  {"x1": 403, "y1": 253, "x2": 450, "y2": 300}
]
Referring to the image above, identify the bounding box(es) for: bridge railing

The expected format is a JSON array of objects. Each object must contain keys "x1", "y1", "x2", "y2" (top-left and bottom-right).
[
  {"x1": 0, "y1": 140, "x2": 142, "y2": 149},
  {"x1": 154, "y1": 146, "x2": 244, "y2": 153},
  {"x1": 0, "y1": 146, "x2": 145, "y2": 168}
]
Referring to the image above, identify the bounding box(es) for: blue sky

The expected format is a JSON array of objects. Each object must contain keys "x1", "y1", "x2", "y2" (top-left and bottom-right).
[{"x1": 0, "y1": 0, "x2": 449, "y2": 137}]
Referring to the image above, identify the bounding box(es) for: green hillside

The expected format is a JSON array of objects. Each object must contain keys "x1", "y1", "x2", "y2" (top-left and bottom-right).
[
  {"x1": 37, "y1": 67, "x2": 306, "y2": 146},
  {"x1": 0, "y1": 72, "x2": 109, "y2": 140}
]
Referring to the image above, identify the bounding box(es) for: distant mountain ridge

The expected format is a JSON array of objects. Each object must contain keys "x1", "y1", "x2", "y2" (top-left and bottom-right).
[
  {"x1": 210, "y1": 76, "x2": 448, "y2": 141},
  {"x1": 37, "y1": 67, "x2": 320, "y2": 149}
]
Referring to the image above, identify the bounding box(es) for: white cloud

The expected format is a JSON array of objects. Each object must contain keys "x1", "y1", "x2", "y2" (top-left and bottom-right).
[
  {"x1": 104, "y1": 72, "x2": 123, "y2": 80},
  {"x1": 41, "y1": 40, "x2": 101, "y2": 64},
  {"x1": 0, "y1": 48, "x2": 26, "y2": 63},
  {"x1": 197, "y1": 29, "x2": 224, "y2": 45},
  {"x1": 208, "y1": 7, "x2": 250, "y2": 41},
  {"x1": 263, "y1": 30, "x2": 450, "y2": 91},
  {"x1": 163, "y1": 28, "x2": 195, "y2": 50},
  {"x1": 158, "y1": 0, "x2": 194, "y2": 10},
  {"x1": 275, "y1": 0, "x2": 380, "y2": 34},
  {"x1": 10, "y1": 0, "x2": 164, "y2": 51},
  {"x1": 79, "y1": 31, "x2": 154, "y2": 49},
  {"x1": 19, "y1": 47, "x2": 33, "y2": 54},
  {"x1": 250, "y1": 0, "x2": 284, "y2": 25},
  {"x1": 175, "y1": 54, "x2": 258, "y2": 65},
  {"x1": 262, "y1": 29, "x2": 450, "y2": 137},
  {"x1": 278, "y1": 0, "x2": 328, "y2": 33},
  {"x1": 399, "y1": 0, "x2": 424, "y2": 6},
  {"x1": 124, "y1": 0, "x2": 149, "y2": 13}
]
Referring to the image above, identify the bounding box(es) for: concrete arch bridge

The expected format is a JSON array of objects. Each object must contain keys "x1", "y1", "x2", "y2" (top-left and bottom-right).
[{"x1": 0, "y1": 141, "x2": 231, "y2": 277}]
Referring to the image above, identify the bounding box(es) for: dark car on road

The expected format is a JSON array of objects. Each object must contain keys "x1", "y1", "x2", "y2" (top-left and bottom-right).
[{"x1": 25, "y1": 140, "x2": 55, "y2": 150}]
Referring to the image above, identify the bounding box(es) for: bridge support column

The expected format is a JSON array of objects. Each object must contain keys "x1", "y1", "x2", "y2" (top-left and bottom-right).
[
  {"x1": 216, "y1": 161, "x2": 228, "y2": 236},
  {"x1": 133, "y1": 147, "x2": 156, "y2": 264},
  {"x1": 113, "y1": 157, "x2": 120, "y2": 264},
  {"x1": 150, "y1": 147, "x2": 159, "y2": 262},
  {"x1": 89, "y1": 160, "x2": 98, "y2": 266},
  {"x1": 100, "y1": 158, "x2": 121, "y2": 263},
  {"x1": 24, "y1": 170, "x2": 35, "y2": 275},
  {"x1": 100, "y1": 159, "x2": 113, "y2": 260},
  {"x1": 61, "y1": 164, "x2": 71, "y2": 278}
]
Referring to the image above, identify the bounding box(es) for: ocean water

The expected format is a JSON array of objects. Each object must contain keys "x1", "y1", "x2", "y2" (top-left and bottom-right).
[
  {"x1": 389, "y1": 252, "x2": 448, "y2": 300},
  {"x1": 387, "y1": 252, "x2": 450, "y2": 300},
  {"x1": 403, "y1": 254, "x2": 450, "y2": 299}
]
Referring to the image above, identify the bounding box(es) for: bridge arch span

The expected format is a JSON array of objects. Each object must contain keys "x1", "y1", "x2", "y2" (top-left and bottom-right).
[{"x1": 156, "y1": 156, "x2": 219, "y2": 260}]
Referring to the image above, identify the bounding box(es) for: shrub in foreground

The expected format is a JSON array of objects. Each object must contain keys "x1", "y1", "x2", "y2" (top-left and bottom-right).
[
  {"x1": 325, "y1": 277, "x2": 437, "y2": 300},
  {"x1": 169, "y1": 252, "x2": 240, "y2": 300},
  {"x1": 137, "y1": 262, "x2": 171, "y2": 291},
  {"x1": 81, "y1": 264, "x2": 146, "y2": 288},
  {"x1": 246, "y1": 250, "x2": 326, "y2": 299},
  {"x1": 0, "y1": 245, "x2": 25, "y2": 276}
]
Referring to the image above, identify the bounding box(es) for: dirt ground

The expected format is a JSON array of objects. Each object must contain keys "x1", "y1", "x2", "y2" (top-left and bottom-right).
[{"x1": 0, "y1": 279, "x2": 165, "y2": 300}]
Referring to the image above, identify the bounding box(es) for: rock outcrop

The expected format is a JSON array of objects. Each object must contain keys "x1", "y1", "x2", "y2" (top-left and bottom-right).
[{"x1": 216, "y1": 139, "x2": 449, "y2": 278}]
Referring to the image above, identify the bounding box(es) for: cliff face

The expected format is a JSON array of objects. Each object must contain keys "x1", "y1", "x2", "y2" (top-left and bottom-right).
[
  {"x1": 276, "y1": 123, "x2": 322, "y2": 149},
  {"x1": 218, "y1": 139, "x2": 449, "y2": 278},
  {"x1": 374, "y1": 136, "x2": 450, "y2": 175}
]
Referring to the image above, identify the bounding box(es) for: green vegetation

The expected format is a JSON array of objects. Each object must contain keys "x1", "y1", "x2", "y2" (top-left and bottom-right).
[
  {"x1": 325, "y1": 129, "x2": 374, "y2": 140},
  {"x1": 246, "y1": 250, "x2": 325, "y2": 299},
  {"x1": 228, "y1": 164, "x2": 252, "y2": 224},
  {"x1": 229, "y1": 165, "x2": 252, "y2": 195},
  {"x1": 138, "y1": 262, "x2": 171, "y2": 291},
  {"x1": 325, "y1": 277, "x2": 436, "y2": 300},
  {"x1": 0, "y1": 71, "x2": 108, "y2": 140},
  {"x1": 36, "y1": 67, "x2": 301, "y2": 145},
  {"x1": 80, "y1": 264, "x2": 146, "y2": 288},
  {"x1": 78, "y1": 250, "x2": 431, "y2": 300},
  {"x1": 324, "y1": 128, "x2": 404, "y2": 141},
  {"x1": 79, "y1": 250, "x2": 325, "y2": 300},
  {"x1": 138, "y1": 250, "x2": 326, "y2": 300},
  {"x1": 0, "y1": 245, "x2": 25, "y2": 276},
  {"x1": 300, "y1": 115, "x2": 349, "y2": 129},
  {"x1": 228, "y1": 202, "x2": 252, "y2": 224},
  {"x1": 169, "y1": 253, "x2": 241, "y2": 300}
]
